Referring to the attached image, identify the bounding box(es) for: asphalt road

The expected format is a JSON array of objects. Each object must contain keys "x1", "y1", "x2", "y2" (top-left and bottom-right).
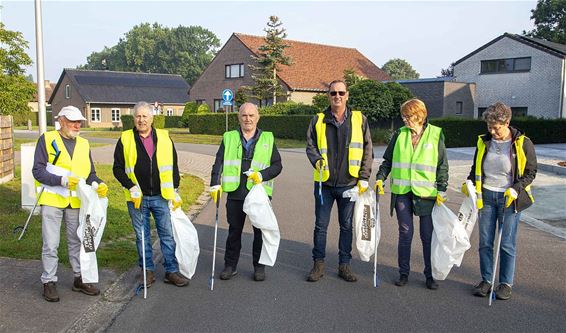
[{"x1": 105, "y1": 145, "x2": 566, "y2": 333}]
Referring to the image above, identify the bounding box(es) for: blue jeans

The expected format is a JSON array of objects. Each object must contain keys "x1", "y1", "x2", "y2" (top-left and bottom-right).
[
  {"x1": 478, "y1": 189, "x2": 521, "y2": 285},
  {"x1": 312, "y1": 183, "x2": 355, "y2": 264},
  {"x1": 127, "y1": 195, "x2": 179, "y2": 273},
  {"x1": 395, "y1": 193, "x2": 434, "y2": 279}
]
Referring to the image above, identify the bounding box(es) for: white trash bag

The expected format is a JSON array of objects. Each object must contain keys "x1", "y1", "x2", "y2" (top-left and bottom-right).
[
  {"x1": 344, "y1": 187, "x2": 380, "y2": 262},
  {"x1": 431, "y1": 185, "x2": 477, "y2": 280},
  {"x1": 76, "y1": 180, "x2": 108, "y2": 283},
  {"x1": 243, "y1": 183, "x2": 280, "y2": 266},
  {"x1": 170, "y1": 207, "x2": 200, "y2": 279}
]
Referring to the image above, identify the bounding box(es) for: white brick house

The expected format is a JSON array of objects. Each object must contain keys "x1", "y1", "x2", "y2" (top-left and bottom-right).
[{"x1": 453, "y1": 33, "x2": 566, "y2": 119}]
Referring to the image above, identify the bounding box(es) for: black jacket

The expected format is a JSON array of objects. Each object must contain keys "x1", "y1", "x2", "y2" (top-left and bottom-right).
[
  {"x1": 113, "y1": 127, "x2": 180, "y2": 197},
  {"x1": 467, "y1": 126, "x2": 537, "y2": 213},
  {"x1": 306, "y1": 107, "x2": 373, "y2": 187},
  {"x1": 210, "y1": 128, "x2": 283, "y2": 201}
]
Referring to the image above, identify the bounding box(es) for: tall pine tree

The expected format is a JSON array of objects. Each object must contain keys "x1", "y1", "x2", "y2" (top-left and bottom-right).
[{"x1": 248, "y1": 16, "x2": 292, "y2": 106}]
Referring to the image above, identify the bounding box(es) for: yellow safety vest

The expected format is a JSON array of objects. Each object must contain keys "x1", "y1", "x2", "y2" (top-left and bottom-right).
[
  {"x1": 390, "y1": 125, "x2": 442, "y2": 198},
  {"x1": 221, "y1": 130, "x2": 275, "y2": 196},
  {"x1": 36, "y1": 130, "x2": 91, "y2": 208},
  {"x1": 121, "y1": 129, "x2": 175, "y2": 201},
  {"x1": 313, "y1": 110, "x2": 364, "y2": 181},
  {"x1": 473, "y1": 135, "x2": 535, "y2": 209}
]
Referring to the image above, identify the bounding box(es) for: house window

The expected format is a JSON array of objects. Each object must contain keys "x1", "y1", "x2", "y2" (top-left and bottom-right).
[
  {"x1": 478, "y1": 107, "x2": 487, "y2": 118},
  {"x1": 480, "y1": 57, "x2": 531, "y2": 74},
  {"x1": 225, "y1": 64, "x2": 245, "y2": 78},
  {"x1": 166, "y1": 108, "x2": 173, "y2": 116},
  {"x1": 196, "y1": 100, "x2": 205, "y2": 105},
  {"x1": 91, "y1": 108, "x2": 101, "y2": 122},
  {"x1": 456, "y1": 101, "x2": 463, "y2": 115},
  {"x1": 111, "y1": 108, "x2": 121, "y2": 122},
  {"x1": 511, "y1": 107, "x2": 528, "y2": 117},
  {"x1": 214, "y1": 99, "x2": 223, "y2": 112},
  {"x1": 65, "y1": 85, "x2": 71, "y2": 99}
]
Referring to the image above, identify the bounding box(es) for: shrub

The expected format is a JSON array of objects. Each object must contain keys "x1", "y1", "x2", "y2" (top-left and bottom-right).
[
  {"x1": 260, "y1": 102, "x2": 318, "y2": 115},
  {"x1": 152, "y1": 115, "x2": 165, "y2": 129},
  {"x1": 121, "y1": 115, "x2": 134, "y2": 130},
  {"x1": 164, "y1": 116, "x2": 182, "y2": 128},
  {"x1": 197, "y1": 104, "x2": 210, "y2": 114},
  {"x1": 183, "y1": 102, "x2": 198, "y2": 114},
  {"x1": 312, "y1": 94, "x2": 329, "y2": 111},
  {"x1": 11, "y1": 110, "x2": 38, "y2": 126}
]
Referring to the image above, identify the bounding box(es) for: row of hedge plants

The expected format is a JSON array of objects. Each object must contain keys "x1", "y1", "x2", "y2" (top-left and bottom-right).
[{"x1": 183, "y1": 114, "x2": 566, "y2": 147}]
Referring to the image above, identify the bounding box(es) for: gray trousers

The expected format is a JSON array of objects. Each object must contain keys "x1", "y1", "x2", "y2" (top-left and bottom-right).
[{"x1": 41, "y1": 205, "x2": 81, "y2": 283}]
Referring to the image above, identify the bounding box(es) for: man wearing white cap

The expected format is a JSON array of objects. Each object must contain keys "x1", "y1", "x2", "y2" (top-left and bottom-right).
[{"x1": 32, "y1": 105, "x2": 108, "y2": 302}]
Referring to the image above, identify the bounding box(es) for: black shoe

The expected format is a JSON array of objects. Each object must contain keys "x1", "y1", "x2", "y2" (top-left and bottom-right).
[
  {"x1": 495, "y1": 283, "x2": 512, "y2": 300},
  {"x1": 338, "y1": 264, "x2": 357, "y2": 282},
  {"x1": 395, "y1": 274, "x2": 408, "y2": 287},
  {"x1": 43, "y1": 282, "x2": 59, "y2": 302},
  {"x1": 220, "y1": 266, "x2": 238, "y2": 280},
  {"x1": 306, "y1": 260, "x2": 325, "y2": 282},
  {"x1": 254, "y1": 266, "x2": 265, "y2": 281},
  {"x1": 426, "y1": 278, "x2": 439, "y2": 290},
  {"x1": 473, "y1": 280, "x2": 492, "y2": 297}
]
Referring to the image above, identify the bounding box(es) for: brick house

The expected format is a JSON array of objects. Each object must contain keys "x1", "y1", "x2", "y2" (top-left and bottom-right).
[
  {"x1": 398, "y1": 78, "x2": 476, "y2": 118},
  {"x1": 453, "y1": 33, "x2": 566, "y2": 118},
  {"x1": 189, "y1": 33, "x2": 389, "y2": 111},
  {"x1": 49, "y1": 69, "x2": 190, "y2": 128}
]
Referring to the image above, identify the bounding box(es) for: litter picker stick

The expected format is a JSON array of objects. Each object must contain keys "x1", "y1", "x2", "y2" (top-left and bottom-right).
[
  {"x1": 17, "y1": 187, "x2": 45, "y2": 240},
  {"x1": 141, "y1": 220, "x2": 147, "y2": 299},
  {"x1": 210, "y1": 196, "x2": 220, "y2": 291},
  {"x1": 489, "y1": 221, "x2": 504, "y2": 306},
  {"x1": 318, "y1": 168, "x2": 324, "y2": 205},
  {"x1": 373, "y1": 190, "x2": 380, "y2": 288}
]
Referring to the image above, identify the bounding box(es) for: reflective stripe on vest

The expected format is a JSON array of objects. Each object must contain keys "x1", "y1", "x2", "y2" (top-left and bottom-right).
[
  {"x1": 221, "y1": 131, "x2": 275, "y2": 196},
  {"x1": 313, "y1": 111, "x2": 364, "y2": 181},
  {"x1": 36, "y1": 130, "x2": 91, "y2": 208},
  {"x1": 390, "y1": 125, "x2": 441, "y2": 197},
  {"x1": 121, "y1": 129, "x2": 175, "y2": 201},
  {"x1": 474, "y1": 134, "x2": 535, "y2": 209}
]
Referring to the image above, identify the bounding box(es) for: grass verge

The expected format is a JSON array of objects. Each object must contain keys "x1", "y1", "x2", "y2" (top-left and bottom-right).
[
  {"x1": 13, "y1": 138, "x2": 108, "y2": 151},
  {"x1": 0, "y1": 165, "x2": 204, "y2": 272}
]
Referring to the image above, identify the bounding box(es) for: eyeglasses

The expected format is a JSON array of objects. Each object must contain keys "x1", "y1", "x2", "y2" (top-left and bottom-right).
[{"x1": 329, "y1": 91, "x2": 347, "y2": 96}]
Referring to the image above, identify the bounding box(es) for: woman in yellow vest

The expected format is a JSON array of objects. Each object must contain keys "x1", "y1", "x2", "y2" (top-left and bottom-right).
[
  {"x1": 375, "y1": 98, "x2": 448, "y2": 290},
  {"x1": 465, "y1": 102, "x2": 537, "y2": 300}
]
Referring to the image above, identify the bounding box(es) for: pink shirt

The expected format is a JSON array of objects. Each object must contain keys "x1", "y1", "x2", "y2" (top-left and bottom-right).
[{"x1": 139, "y1": 129, "x2": 155, "y2": 159}]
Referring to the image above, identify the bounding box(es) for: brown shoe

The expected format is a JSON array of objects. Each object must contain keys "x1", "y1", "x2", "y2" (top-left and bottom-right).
[
  {"x1": 72, "y1": 276, "x2": 100, "y2": 296},
  {"x1": 139, "y1": 269, "x2": 156, "y2": 288},
  {"x1": 307, "y1": 260, "x2": 325, "y2": 282},
  {"x1": 43, "y1": 282, "x2": 60, "y2": 302},
  {"x1": 338, "y1": 264, "x2": 357, "y2": 282},
  {"x1": 164, "y1": 272, "x2": 189, "y2": 287}
]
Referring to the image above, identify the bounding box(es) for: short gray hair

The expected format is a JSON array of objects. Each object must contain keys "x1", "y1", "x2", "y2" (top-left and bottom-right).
[
  {"x1": 483, "y1": 102, "x2": 512, "y2": 125},
  {"x1": 133, "y1": 101, "x2": 153, "y2": 116},
  {"x1": 239, "y1": 102, "x2": 258, "y2": 113}
]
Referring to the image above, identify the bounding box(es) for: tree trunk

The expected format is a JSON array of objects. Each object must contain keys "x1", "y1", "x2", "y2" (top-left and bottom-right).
[{"x1": 272, "y1": 68, "x2": 277, "y2": 105}]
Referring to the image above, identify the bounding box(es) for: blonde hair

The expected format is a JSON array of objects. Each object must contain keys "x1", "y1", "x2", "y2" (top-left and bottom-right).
[{"x1": 400, "y1": 98, "x2": 427, "y2": 125}]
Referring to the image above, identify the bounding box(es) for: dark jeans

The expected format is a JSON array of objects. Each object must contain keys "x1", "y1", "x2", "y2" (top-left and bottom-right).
[
  {"x1": 395, "y1": 193, "x2": 434, "y2": 279},
  {"x1": 312, "y1": 183, "x2": 355, "y2": 264},
  {"x1": 224, "y1": 199, "x2": 263, "y2": 269}
]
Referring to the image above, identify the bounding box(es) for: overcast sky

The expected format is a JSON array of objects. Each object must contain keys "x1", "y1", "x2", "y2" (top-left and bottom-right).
[{"x1": 1, "y1": 0, "x2": 537, "y2": 82}]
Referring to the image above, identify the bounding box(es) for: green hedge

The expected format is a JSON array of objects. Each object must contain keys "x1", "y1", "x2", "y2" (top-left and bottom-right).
[
  {"x1": 121, "y1": 115, "x2": 134, "y2": 130},
  {"x1": 260, "y1": 102, "x2": 319, "y2": 115},
  {"x1": 12, "y1": 111, "x2": 39, "y2": 126},
  {"x1": 183, "y1": 114, "x2": 566, "y2": 146},
  {"x1": 430, "y1": 117, "x2": 566, "y2": 147},
  {"x1": 164, "y1": 116, "x2": 182, "y2": 128}
]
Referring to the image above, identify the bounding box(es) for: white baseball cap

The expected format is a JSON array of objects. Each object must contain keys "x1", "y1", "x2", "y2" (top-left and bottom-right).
[{"x1": 57, "y1": 106, "x2": 86, "y2": 121}]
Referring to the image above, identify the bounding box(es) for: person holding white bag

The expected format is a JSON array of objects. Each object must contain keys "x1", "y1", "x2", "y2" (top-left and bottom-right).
[
  {"x1": 374, "y1": 99, "x2": 448, "y2": 290},
  {"x1": 32, "y1": 106, "x2": 108, "y2": 302},
  {"x1": 210, "y1": 103, "x2": 282, "y2": 282}
]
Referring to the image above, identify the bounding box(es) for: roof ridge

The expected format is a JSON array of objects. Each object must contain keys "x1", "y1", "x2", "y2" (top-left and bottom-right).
[
  {"x1": 65, "y1": 68, "x2": 184, "y2": 77},
  {"x1": 234, "y1": 32, "x2": 358, "y2": 51}
]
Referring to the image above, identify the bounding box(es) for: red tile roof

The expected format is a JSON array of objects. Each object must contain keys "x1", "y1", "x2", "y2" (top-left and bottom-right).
[{"x1": 234, "y1": 33, "x2": 389, "y2": 92}]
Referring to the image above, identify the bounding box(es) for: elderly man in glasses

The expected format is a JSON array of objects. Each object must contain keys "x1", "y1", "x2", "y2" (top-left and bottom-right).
[
  {"x1": 209, "y1": 102, "x2": 283, "y2": 282},
  {"x1": 305, "y1": 80, "x2": 374, "y2": 282}
]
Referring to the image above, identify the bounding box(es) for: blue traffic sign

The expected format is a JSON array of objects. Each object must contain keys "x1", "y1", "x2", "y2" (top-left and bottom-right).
[{"x1": 222, "y1": 89, "x2": 233, "y2": 106}]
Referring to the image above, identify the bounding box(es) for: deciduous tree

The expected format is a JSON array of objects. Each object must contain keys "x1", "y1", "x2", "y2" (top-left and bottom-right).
[
  {"x1": 382, "y1": 58, "x2": 420, "y2": 80},
  {"x1": 524, "y1": 0, "x2": 566, "y2": 44}
]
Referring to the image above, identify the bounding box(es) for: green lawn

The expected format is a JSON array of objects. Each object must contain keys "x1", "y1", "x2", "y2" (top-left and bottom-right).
[
  {"x1": 0, "y1": 165, "x2": 204, "y2": 272},
  {"x1": 13, "y1": 138, "x2": 108, "y2": 151}
]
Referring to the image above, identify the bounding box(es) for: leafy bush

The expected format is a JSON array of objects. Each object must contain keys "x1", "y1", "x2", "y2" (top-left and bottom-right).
[
  {"x1": 152, "y1": 115, "x2": 165, "y2": 129},
  {"x1": 164, "y1": 116, "x2": 182, "y2": 128},
  {"x1": 312, "y1": 93, "x2": 329, "y2": 111},
  {"x1": 120, "y1": 115, "x2": 134, "y2": 130},
  {"x1": 197, "y1": 104, "x2": 210, "y2": 113},
  {"x1": 260, "y1": 102, "x2": 318, "y2": 115},
  {"x1": 183, "y1": 101, "x2": 198, "y2": 114},
  {"x1": 11, "y1": 110, "x2": 38, "y2": 126},
  {"x1": 349, "y1": 80, "x2": 394, "y2": 123}
]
